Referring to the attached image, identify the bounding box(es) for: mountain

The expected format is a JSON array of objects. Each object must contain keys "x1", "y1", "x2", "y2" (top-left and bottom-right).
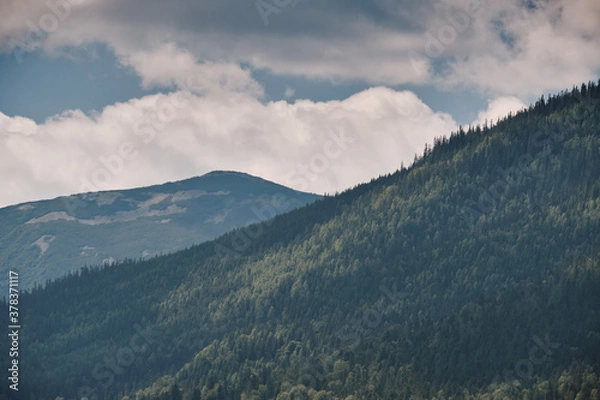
[
  {"x1": 3, "y1": 81, "x2": 600, "y2": 399},
  {"x1": 0, "y1": 171, "x2": 321, "y2": 292}
]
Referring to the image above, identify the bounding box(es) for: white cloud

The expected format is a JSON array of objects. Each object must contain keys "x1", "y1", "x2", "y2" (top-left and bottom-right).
[
  {"x1": 439, "y1": 0, "x2": 600, "y2": 97},
  {"x1": 0, "y1": 0, "x2": 98, "y2": 57},
  {"x1": 1, "y1": 0, "x2": 598, "y2": 210},
  {"x1": 0, "y1": 87, "x2": 457, "y2": 208},
  {"x1": 472, "y1": 96, "x2": 527, "y2": 127},
  {"x1": 120, "y1": 43, "x2": 264, "y2": 97}
]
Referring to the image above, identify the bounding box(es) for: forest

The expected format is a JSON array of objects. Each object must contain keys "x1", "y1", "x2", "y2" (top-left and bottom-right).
[{"x1": 1, "y1": 81, "x2": 600, "y2": 399}]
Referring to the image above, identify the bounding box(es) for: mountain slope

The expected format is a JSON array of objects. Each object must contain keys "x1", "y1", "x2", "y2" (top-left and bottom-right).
[
  {"x1": 5, "y1": 81, "x2": 600, "y2": 400},
  {"x1": 0, "y1": 171, "x2": 321, "y2": 292}
]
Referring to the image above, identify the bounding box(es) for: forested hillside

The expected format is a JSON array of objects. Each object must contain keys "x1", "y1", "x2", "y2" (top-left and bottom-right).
[{"x1": 3, "y1": 82, "x2": 600, "y2": 400}]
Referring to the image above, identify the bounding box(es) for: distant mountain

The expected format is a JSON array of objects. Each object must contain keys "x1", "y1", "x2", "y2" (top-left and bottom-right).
[
  {"x1": 5, "y1": 82, "x2": 600, "y2": 400},
  {"x1": 0, "y1": 171, "x2": 321, "y2": 292}
]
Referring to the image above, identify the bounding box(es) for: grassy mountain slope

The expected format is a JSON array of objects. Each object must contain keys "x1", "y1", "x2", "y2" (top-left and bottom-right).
[
  {"x1": 4, "y1": 82, "x2": 600, "y2": 400},
  {"x1": 0, "y1": 171, "x2": 321, "y2": 293}
]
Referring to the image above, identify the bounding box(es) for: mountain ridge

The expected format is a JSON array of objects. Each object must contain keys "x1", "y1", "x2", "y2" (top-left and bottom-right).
[
  {"x1": 0, "y1": 170, "x2": 300, "y2": 211},
  {"x1": 0, "y1": 170, "x2": 321, "y2": 292}
]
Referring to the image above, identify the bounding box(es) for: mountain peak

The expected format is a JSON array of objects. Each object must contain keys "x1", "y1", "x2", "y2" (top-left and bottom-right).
[{"x1": 201, "y1": 170, "x2": 252, "y2": 177}]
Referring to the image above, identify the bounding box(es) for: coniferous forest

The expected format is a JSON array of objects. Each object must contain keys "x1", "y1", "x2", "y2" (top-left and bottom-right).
[{"x1": 2, "y1": 82, "x2": 600, "y2": 399}]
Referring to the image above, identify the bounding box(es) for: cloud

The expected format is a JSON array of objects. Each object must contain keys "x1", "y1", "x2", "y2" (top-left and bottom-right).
[
  {"x1": 2, "y1": 0, "x2": 433, "y2": 86},
  {"x1": 1, "y1": 0, "x2": 598, "y2": 209},
  {"x1": 0, "y1": 0, "x2": 98, "y2": 57},
  {"x1": 2, "y1": 0, "x2": 598, "y2": 97},
  {"x1": 472, "y1": 96, "x2": 527, "y2": 127},
  {"x1": 438, "y1": 0, "x2": 600, "y2": 97},
  {"x1": 0, "y1": 87, "x2": 457, "y2": 208},
  {"x1": 284, "y1": 87, "x2": 295, "y2": 98},
  {"x1": 120, "y1": 43, "x2": 264, "y2": 97}
]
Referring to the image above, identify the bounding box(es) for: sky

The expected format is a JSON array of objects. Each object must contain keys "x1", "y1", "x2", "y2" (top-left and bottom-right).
[{"x1": 0, "y1": 0, "x2": 599, "y2": 208}]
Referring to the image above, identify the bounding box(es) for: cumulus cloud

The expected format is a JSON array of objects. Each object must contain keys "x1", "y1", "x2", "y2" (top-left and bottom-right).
[
  {"x1": 120, "y1": 43, "x2": 264, "y2": 97},
  {"x1": 0, "y1": 87, "x2": 456, "y2": 208},
  {"x1": 1, "y1": 0, "x2": 598, "y2": 208},
  {"x1": 472, "y1": 96, "x2": 527, "y2": 127}
]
